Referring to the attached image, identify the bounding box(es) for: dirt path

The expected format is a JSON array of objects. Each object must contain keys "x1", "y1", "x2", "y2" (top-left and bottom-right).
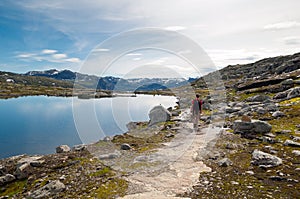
[{"x1": 119, "y1": 109, "x2": 222, "y2": 199}]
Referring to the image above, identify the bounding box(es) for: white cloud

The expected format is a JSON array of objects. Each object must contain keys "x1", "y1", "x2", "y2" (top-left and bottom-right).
[
  {"x1": 264, "y1": 21, "x2": 300, "y2": 30},
  {"x1": 41, "y1": 49, "x2": 57, "y2": 54},
  {"x1": 283, "y1": 36, "x2": 300, "y2": 45},
  {"x1": 164, "y1": 26, "x2": 186, "y2": 31},
  {"x1": 126, "y1": 53, "x2": 142, "y2": 56},
  {"x1": 132, "y1": 57, "x2": 141, "y2": 61},
  {"x1": 65, "y1": 58, "x2": 81, "y2": 63},
  {"x1": 52, "y1": 53, "x2": 67, "y2": 59},
  {"x1": 17, "y1": 53, "x2": 36, "y2": 58},
  {"x1": 92, "y1": 48, "x2": 110, "y2": 52}
]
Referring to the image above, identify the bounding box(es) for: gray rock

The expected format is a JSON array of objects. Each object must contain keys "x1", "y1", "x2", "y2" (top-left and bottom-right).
[
  {"x1": 126, "y1": 122, "x2": 139, "y2": 130},
  {"x1": 278, "y1": 129, "x2": 292, "y2": 134},
  {"x1": 287, "y1": 87, "x2": 300, "y2": 99},
  {"x1": 0, "y1": 174, "x2": 15, "y2": 186},
  {"x1": 256, "y1": 107, "x2": 267, "y2": 114},
  {"x1": 284, "y1": 140, "x2": 300, "y2": 147},
  {"x1": 292, "y1": 136, "x2": 300, "y2": 142},
  {"x1": 292, "y1": 150, "x2": 300, "y2": 156},
  {"x1": 246, "y1": 95, "x2": 270, "y2": 102},
  {"x1": 120, "y1": 143, "x2": 131, "y2": 150},
  {"x1": 98, "y1": 151, "x2": 121, "y2": 160},
  {"x1": 72, "y1": 144, "x2": 86, "y2": 151},
  {"x1": 14, "y1": 163, "x2": 32, "y2": 179},
  {"x1": 265, "y1": 104, "x2": 279, "y2": 112},
  {"x1": 273, "y1": 91, "x2": 287, "y2": 100},
  {"x1": 218, "y1": 158, "x2": 233, "y2": 167},
  {"x1": 281, "y1": 78, "x2": 294, "y2": 85},
  {"x1": 148, "y1": 105, "x2": 172, "y2": 126},
  {"x1": 253, "y1": 120, "x2": 272, "y2": 134},
  {"x1": 233, "y1": 120, "x2": 253, "y2": 133},
  {"x1": 56, "y1": 145, "x2": 71, "y2": 153},
  {"x1": 245, "y1": 171, "x2": 254, "y2": 175},
  {"x1": 0, "y1": 165, "x2": 6, "y2": 176},
  {"x1": 171, "y1": 110, "x2": 180, "y2": 116},
  {"x1": 17, "y1": 156, "x2": 44, "y2": 167},
  {"x1": 272, "y1": 111, "x2": 285, "y2": 118},
  {"x1": 29, "y1": 180, "x2": 65, "y2": 199},
  {"x1": 251, "y1": 149, "x2": 282, "y2": 168}
]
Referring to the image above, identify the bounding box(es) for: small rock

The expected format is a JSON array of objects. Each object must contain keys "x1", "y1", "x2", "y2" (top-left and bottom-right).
[
  {"x1": 120, "y1": 143, "x2": 131, "y2": 150},
  {"x1": 14, "y1": 163, "x2": 32, "y2": 179},
  {"x1": 17, "y1": 156, "x2": 44, "y2": 167},
  {"x1": 98, "y1": 151, "x2": 121, "y2": 160},
  {"x1": 218, "y1": 158, "x2": 233, "y2": 167},
  {"x1": 251, "y1": 149, "x2": 282, "y2": 168},
  {"x1": 292, "y1": 150, "x2": 300, "y2": 156},
  {"x1": 0, "y1": 174, "x2": 15, "y2": 186},
  {"x1": 241, "y1": 115, "x2": 251, "y2": 122},
  {"x1": 284, "y1": 140, "x2": 300, "y2": 147},
  {"x1": 245, "y1": 171, "x2": 254, "y2": 175},
  {"x1": 272, "y1": 111, "x2": 285, "y2": 118},
  {"x1": 72, "y1": 144, "x2": 86, "y2": 151},
  {"x1": 56, "y1": 145, "x2": 71, "y2": 153},
  {"x1": 29, "y1": 180, "x2": 65, "y2": 199},
  {"x1": 225, "y1": 143, "x2": 238, "y2": 150},
  {"x1": 262, "y1": 136, "x2": 276, "y2": 144},
  {"x1": 231, "y1": 181, "x2": 239, "y2": 185},
  {"x1": 253, "y1": 120, "x2": 272, "y2": 134},
  {"x1": 277, "y1": 130, "x2": 292, "y2": 134},
  {"x1": 287, "y1": 87, "x2": 300, "y2": 99},
  {"x1": 256, "y1": 107, "x2": 267, "y2": 114}
]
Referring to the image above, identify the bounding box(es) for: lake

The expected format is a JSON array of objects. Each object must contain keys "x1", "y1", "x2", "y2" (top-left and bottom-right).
[{"x1": 0, "y1": 95, "x2": 177, "y2": 159}]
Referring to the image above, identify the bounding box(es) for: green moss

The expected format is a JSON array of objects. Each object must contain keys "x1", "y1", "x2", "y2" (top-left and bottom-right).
[
  {"x1": 0, "y1": 180, "x2": 27, "y2": 197},
  {"x1": 95, "y1": 178, "x2": 128, "y2": 198},
  {"x1": 90, "y1": 167, "x2": 113, "y2": 177}
]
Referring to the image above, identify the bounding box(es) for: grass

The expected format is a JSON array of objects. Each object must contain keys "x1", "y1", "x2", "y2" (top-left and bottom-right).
[{"x1": 0, "y1": 180, "x2": 27, "y2": 197}]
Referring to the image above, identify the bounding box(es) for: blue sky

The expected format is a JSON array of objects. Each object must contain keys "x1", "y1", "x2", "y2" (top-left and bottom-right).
[{"x1": 1, "y1": 0, "x2": 300, "y2": 78}]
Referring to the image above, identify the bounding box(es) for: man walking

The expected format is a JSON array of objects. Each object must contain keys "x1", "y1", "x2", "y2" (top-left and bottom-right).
[{"x1": 191, "y1": 94, "x2": 202, "y2": 131}]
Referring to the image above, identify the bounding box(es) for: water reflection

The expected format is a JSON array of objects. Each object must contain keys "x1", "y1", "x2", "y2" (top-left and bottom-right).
[{"x1": 0, "y1": 95, "x2": 176, "y2": 158}]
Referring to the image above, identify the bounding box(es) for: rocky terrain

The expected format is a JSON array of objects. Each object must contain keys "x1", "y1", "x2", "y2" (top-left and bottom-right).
[{"x1": 1, "y1": 52, "x2": 300, "y2": 198}]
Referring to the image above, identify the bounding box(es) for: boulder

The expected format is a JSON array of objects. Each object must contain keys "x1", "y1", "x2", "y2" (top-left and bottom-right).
[
  {"x1": 256, "y1": 107, "x2": 267, "y2": 114},
  {"x1": 287, "y1": 87, "x2": 300, "y2": 99},
  {"x1": 292, "y1": 150, "x2": 300, "y2": 156},
  {"x1": 273, "y1": 91, "x2": 287, "y2": 100},
  {"x1": 148, "y1": 105, "x2": 171, "y2": 126},
  {"x1": 284, "y1": 140, "x2": 300, "y2": 147},
  {"x1": 252, "y1": 120, "x2": 272, "y2": 133},
  {"x1": 272, "y1": 111, "x2": 285, "y2": 118},
  {"x1": 251, "y1": 149, "x2": 282, "y2": 168},
  {"x1": 14, "y1": 163, "x2": 32, "y2": 179},
  {"x1": 265, "y1": 104, "x2": 279, "y2": 112},
  {"x1": 56, "y1": 145, "x2": 71, "y2": 153},
  {"x1": 218, "y1": 158, "x2": 233, "y2": 167},
  {"x1": 17, "y1": 156, "x2": 44, "y2": 167},
  {"x1": 29, "y1": 180, "x2": 65, "y2": 199},
  {"x1": 72, "y1": 144, "x2": 86, "y2": 152},
  {"x1": 120, "y1": 143, "x2": 131, "y2": 150},
  {"x1": 233, "y1": 120, "x2": 272, "y2": 134},
  {"x1": 0, "y1": 165, "x2": 6, "y2": 176},
  {"x1": 246, "y1": 95, "x2": 270, "y2": 102},
  {"x1": 0, "y1": 174, "x2": 15, "y2": 186},
  {"x1": 281, "y1": 78, "x2": 294, "y2": 85},
  {"x1": 98, "y1": 151, "x2": 121, "y2": 160}
]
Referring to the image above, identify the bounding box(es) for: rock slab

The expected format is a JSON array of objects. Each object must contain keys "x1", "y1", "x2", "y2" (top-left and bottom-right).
[{"x1": 251, "y1": 149, "x2": 282, "y2": 168}]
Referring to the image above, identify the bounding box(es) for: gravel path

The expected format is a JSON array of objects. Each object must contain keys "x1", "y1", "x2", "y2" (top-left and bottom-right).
[{"x1": 119, "y1": 109, "x2": 222, "y2": 198}]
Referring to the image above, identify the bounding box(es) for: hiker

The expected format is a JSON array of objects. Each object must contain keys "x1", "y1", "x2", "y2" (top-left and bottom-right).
[{"x1": 191, "y1": 94, "x2": 202, "y2": 131}]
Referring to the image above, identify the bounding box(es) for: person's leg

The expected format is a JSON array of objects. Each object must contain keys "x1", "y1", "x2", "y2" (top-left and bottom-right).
[{"x1": 195, "y1": 113, "x2": 199, "y2": 131}]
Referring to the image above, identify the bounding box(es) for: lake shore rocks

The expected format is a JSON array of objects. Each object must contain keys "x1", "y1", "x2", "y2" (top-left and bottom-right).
[{"x1": 148, "y1": 105, "x2": 172, "y2": 126}]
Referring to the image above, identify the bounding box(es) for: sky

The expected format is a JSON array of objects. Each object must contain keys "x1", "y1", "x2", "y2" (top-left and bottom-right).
[{"x1": 0, "y1": 0, "x2": 300, "y2": 78}]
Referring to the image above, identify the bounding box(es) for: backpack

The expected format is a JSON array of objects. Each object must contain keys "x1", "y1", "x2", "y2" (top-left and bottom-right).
[{"x1": 192, "y1": 99, "x2": 202, "y2": 114}]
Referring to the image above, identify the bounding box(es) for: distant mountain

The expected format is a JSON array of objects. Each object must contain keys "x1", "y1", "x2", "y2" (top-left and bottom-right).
[{"x1": 24, "y1": 69, "x2": 192, "y2": 91}]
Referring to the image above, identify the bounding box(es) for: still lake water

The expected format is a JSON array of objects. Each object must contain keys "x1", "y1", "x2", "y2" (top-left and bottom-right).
[{"x1": 0, "y1": 95, "x2": 177, "y2": 159}]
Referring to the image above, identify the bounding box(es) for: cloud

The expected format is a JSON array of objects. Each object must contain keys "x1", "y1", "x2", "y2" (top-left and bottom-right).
[
  {"x1": 92, "y1": 48, "x2": 110, "y2": 52},
  {"x1": 164, "y1": 26, "x2": 186, "y2": 31},
  {"x1": 264, "y1": 21, "x2": 300, "y2": 30},
  {"x1": 16, "y1": 50, "x2": 81, "y2": 64},
  {"x1": 41, "y1": 49, "x2": 57, "y2": 54},
  {"x1": 126, "y1": 53, "x2": 142, "y2": 56},
  {"x1": 52, "y1": 53, "x2": 67, "y2": 59},
  {"x1": 283, "y1": 36, "x2": 300, "y2": 45}
]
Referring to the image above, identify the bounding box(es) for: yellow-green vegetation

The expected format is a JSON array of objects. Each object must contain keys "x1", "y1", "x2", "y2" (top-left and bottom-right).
[
  {"x1": 95, "y1": 178, "x2": 128, "y2": 198},
  {"x1": 0, "y1": 180, "x2": 27, "y2": 197},
  {"x1": 89, "y1": 167, "x2": 113, "y2": 177}
]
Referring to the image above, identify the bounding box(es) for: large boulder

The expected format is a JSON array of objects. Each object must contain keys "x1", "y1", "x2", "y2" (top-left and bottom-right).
[
  {"x1": 56, "y1": 145, "x2": 71, "y2": 153},
  {"x1": 29, "y1": 180, "x2": 65, "y2": 199},
  {"x1": 148, "y1": 105, "x2": 171, "y2": 126},
  {"x1": 287, "y1": 87, "x2": 300, "y2": 99},
  {"x1": 251, "y1": 149, "x2": 282, "y2": 168},
  {"x1": 246, "y1": 95, "x2": 270, "y2": 102},
  {"x1": 14, "y1": 163, "x2": 33, "y2": 179},
  {"x1": 233, "y1": 120, "x2": 272, "y2": 134},
  {"x1": 0, "y1": 174, "x2": 15, "y2": 186}
]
